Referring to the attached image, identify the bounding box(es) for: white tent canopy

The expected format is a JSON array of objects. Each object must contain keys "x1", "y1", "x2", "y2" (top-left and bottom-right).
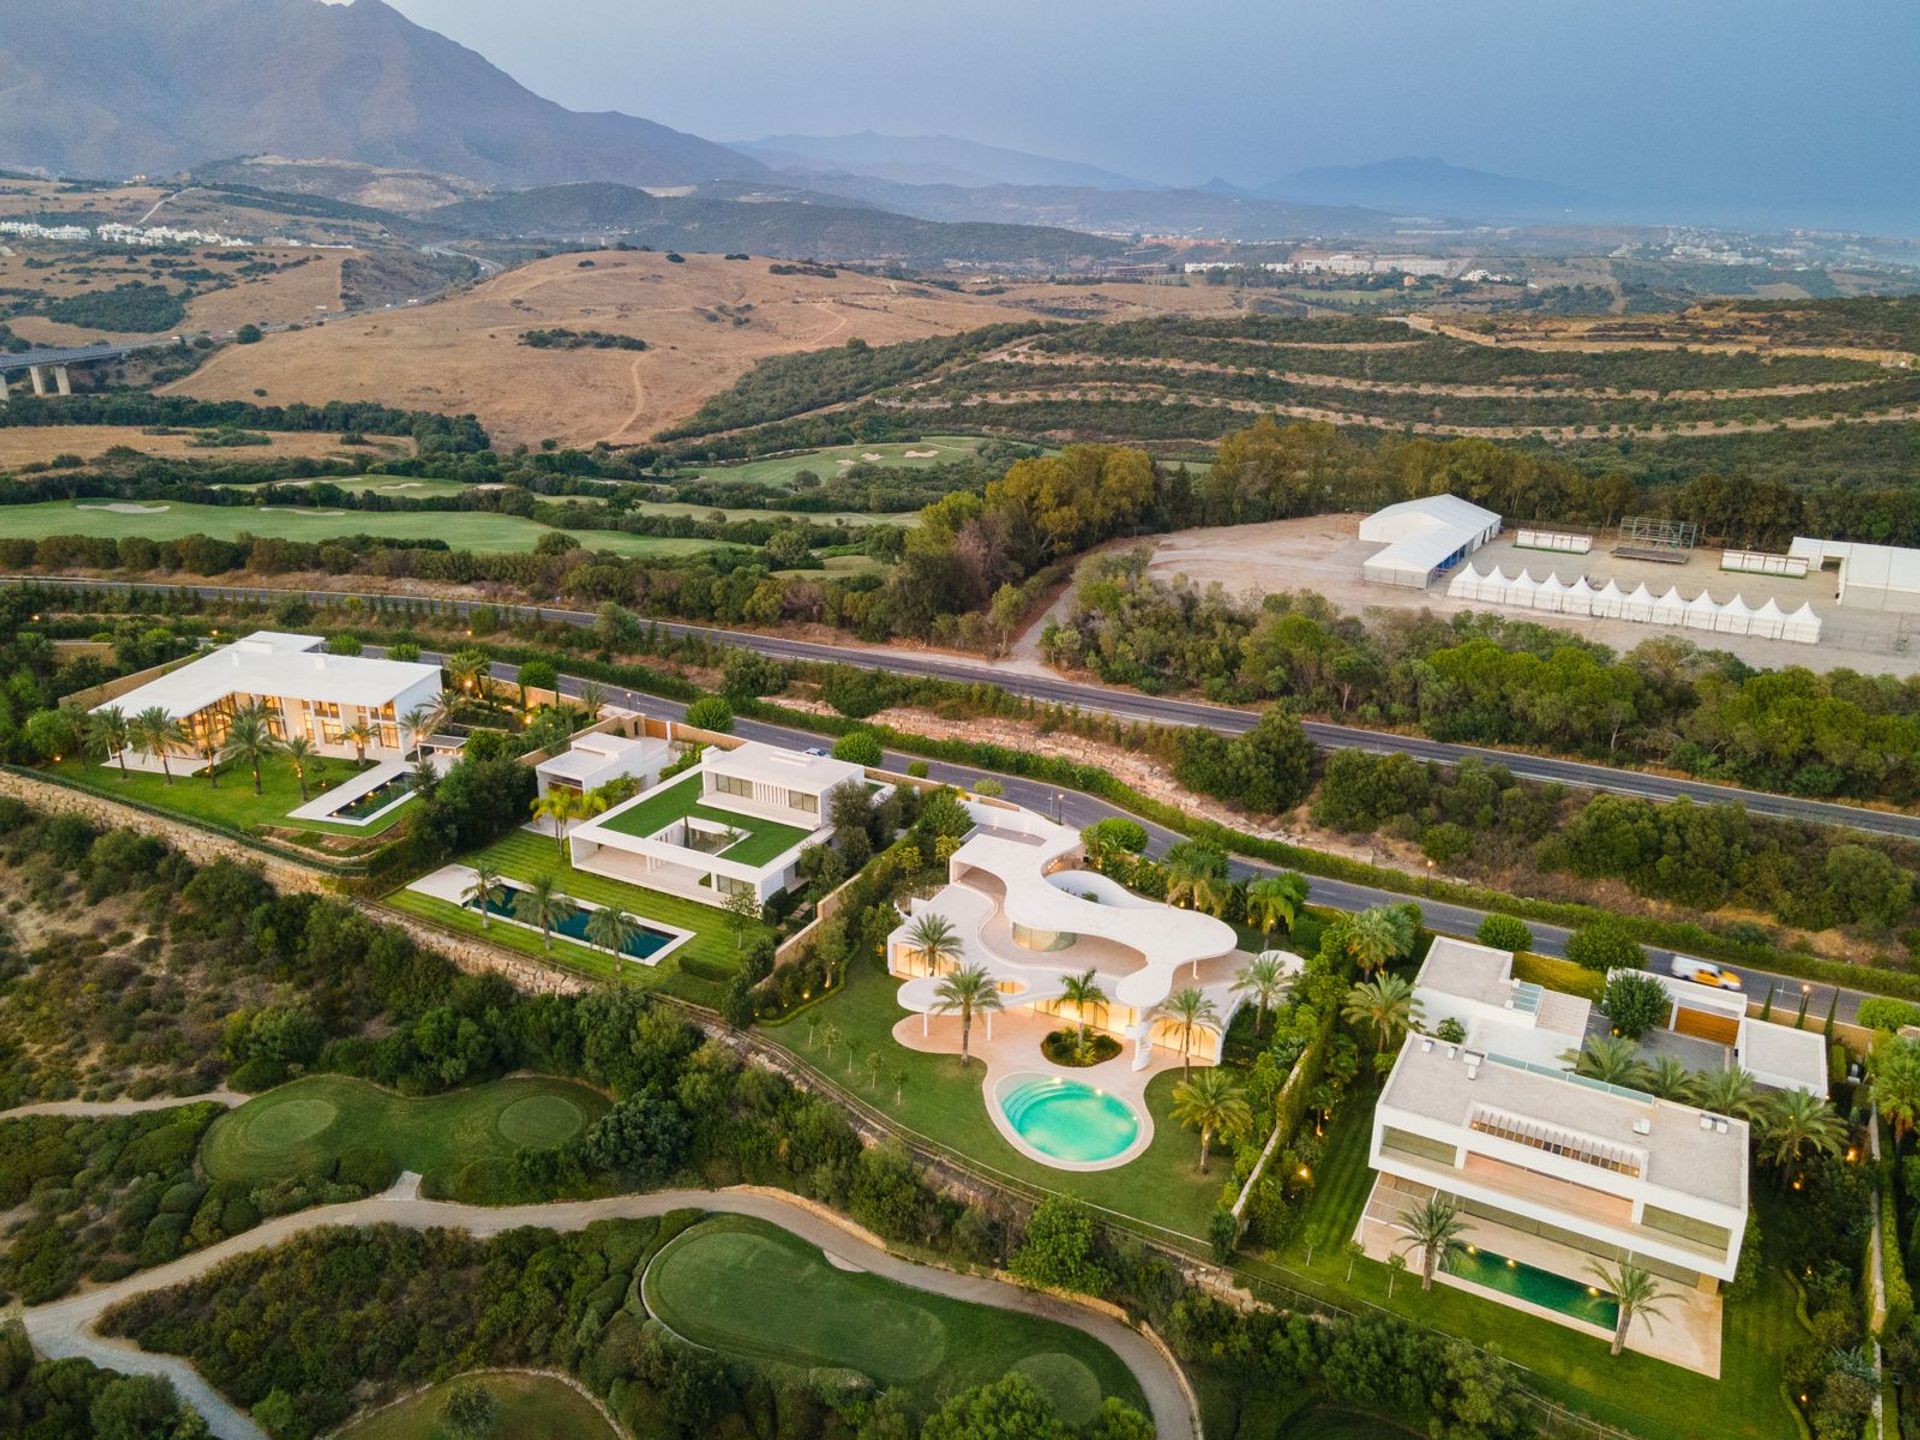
[
  {"x1": 1750, "y1": 597, "x2": 1789, "y2": 639},
  {"x1": 1683, "y1": 589, "x2": 1721, "y2": 631},
  {"x1": 1591, "y1": 579, "x2": 1624, "y2": 618},
  {"x1": 1564, "y1": 577, "x2": 1596, "y2": 617},
  {"x1": 1651, "y1": 586, "x2": 1687, "y2": 625},
  {"x1": 1622, "y1": 583, "x2": 1656, "y2": 621},
  {"x1": 1436, "y1": 565, "x2": 1822, "y2": 645},
  {"x1": 1505, "y1": 570, "x2": 1539, "y2": 608},
  {"x1": 1784, "y1": 602, "x2": 1823, "y2": 644},
  {"x1": 1535, "y1": 574, "x2": 1568, "y2": 613},
  {"x1": 1714, "y1": 594, "x2": 1754, "y2": 634}
]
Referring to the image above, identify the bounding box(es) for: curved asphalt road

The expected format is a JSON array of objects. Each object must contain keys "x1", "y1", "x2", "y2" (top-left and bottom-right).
[
  {"x1": 11, "y1": 575, "x2": 1916, "y2": 841},
  {"x1": 22, "y1": 1178, "x2": 1196, "y2": 1440}
]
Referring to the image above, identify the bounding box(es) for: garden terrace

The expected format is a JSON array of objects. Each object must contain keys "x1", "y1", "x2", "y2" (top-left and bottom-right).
[{"x1": 595, "y1": 773, "x2": 812, "y2": 866}]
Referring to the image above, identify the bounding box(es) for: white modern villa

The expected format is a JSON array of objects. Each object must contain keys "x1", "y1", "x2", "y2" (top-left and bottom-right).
[
  {"x1": 1359, "y1": 938, "x2": 1750, "y2": 1371},
  {"x1": 91, "y1": 630, "x2": 443, "y2": 772},
  {"x1": 566, "y1": 741, "x2": 867, "y2": 909},
  {"x1": 534, "y1": 731, "x2": 673, "y2": 799},
  {"x1": 887, "y1": 797, "x2": 1282, "y2": 1069}
]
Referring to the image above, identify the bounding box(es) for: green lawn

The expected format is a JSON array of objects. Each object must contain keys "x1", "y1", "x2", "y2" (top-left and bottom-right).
[
  {"x1": 769, "y1": 961, "x2": 1224, "y2": 1240},
  {"x1": 216, "y1": 476, "x2": 476, "y2": 501},
  {"x1": 202, "y1": 1074, "x2": 607, "y2": 1200},
  {"x1": 598, "y1": 773, "x2": 813, "y2": 865},
  {"x1": 388, "y1": 828, "x2": 770, "y2": 1004},
  {"x1": 333, "y1": 1371, "x2": 617, "y2": 1440},
  {"x1": 643, "y1": 1214, "x2": 1144, "y2": 1421},
  {"x1": 48, "y1": 752, "x2": 411, "y2": 840},
  {"x1": 0, "y1": 499, "x2": 728, "y2": 558},
  {"x1": 1250, "y1": 1088, "x2": 1804, "y2": 1440},
  {"x1": 686, "y1": 436, "x2": 990, "y2": 489}
]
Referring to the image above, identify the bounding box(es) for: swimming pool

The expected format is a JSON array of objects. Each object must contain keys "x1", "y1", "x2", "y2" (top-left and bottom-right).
[
  {"x1": 329, "y1": 771, "x2": 417, "y2": 821},
  {"x1": 1446, "y1": 1245, "x2": 1620, "y2": 1328},
  {"x1": 996, "y1": 1074, "x2": 1143, "y2": 1166},
  {"x1": 467, "y1": 887, "x2": 679, "y2": 962}
]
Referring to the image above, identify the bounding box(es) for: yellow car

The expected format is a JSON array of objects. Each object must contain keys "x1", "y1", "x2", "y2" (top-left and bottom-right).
[{"x1": 1669, "y1": 957, "x2": 1742, "y2": 991}]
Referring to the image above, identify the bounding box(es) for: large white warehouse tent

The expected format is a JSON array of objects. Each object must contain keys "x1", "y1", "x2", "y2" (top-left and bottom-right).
[
  {"x1": 1788, "y1": 537, "x2": 1920, "y2": 614},
  {"x1": 1360, "y1": 495, "x2": 1502, "y2": 589}
]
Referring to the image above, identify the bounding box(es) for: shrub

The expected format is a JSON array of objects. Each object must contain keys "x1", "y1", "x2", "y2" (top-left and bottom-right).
[
  {"x1": 1600, "y1": 972, "x2": 1672, "y2": 1038},
  {"x1": 235, "y1": 323, "x2": 263, "y2": 344},
  {"x1": 1566, "y1": 920, "x2": 1642, "y2": 972},
  {"x1": 830, "y1": 730, "x2": 883, "y2": 767},
  {"x1": 1859, "y1": 998, "x2": 1920, "y2": 1033},
  {"x1": 1476, "y1": 914, "x2": 1533, "y2": 953},
  {"x1": 684, "y1": 696, "x2": 733, "y2": 733},
  {"x1": 1010, "y1": 1196, "x2": 1109, "y2": 1296}
]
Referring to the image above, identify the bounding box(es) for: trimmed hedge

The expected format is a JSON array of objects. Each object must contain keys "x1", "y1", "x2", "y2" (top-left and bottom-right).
[{"x1": 1883, "y1": 1161, "x2": 1914, "y2": 1339}]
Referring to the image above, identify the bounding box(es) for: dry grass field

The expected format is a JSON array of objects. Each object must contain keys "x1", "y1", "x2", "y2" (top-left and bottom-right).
[
  {"x1": 0, "y1": 425, "x2": 413, "y2": 469},
  {"x1": 163, "y1": 252, "x2": 1254, "y2": 447}
]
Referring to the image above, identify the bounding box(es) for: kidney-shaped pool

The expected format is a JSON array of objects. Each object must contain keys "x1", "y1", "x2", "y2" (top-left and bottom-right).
[{"x1": 995, "y1": 1073, "x2": 1146, "y2": 1168}]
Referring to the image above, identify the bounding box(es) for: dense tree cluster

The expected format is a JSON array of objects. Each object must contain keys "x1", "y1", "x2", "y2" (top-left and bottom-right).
[{"x1": 0, "y1": 1319, "x2": 206, "y2": 1440}]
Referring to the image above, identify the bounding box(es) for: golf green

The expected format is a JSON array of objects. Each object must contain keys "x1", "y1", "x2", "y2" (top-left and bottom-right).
[
  {"x1": 642, "y1": 1216, "x2": 1142, "y2": 1421},
  {"x1": 333, "y1": 1371, "x2": 618, "y2": 1440},
  {"x1": 202, "y1": 1074, "x2": 608, "y2": 1193}
]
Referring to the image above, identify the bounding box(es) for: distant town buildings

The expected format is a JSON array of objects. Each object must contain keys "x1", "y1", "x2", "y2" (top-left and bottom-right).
[{"x1": 0, "y1": 219, "x2": 257, "y2": 248}]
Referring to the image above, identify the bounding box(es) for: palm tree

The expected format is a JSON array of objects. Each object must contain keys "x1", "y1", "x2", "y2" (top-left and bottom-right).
[
  {"x1": 1756, "y1": 1088, "x2": 1848, "y2": 1177},
  {"x1": 1164, "y1": 843, "x2": 1231, "y2": 918},
  {"x1": 128, "y1": 706, "x2": 184, "y2": 785},
  {"x1": 1171, "y1": 1068, "x2": 1252, "y2": 1174},
  {"x1": 193, "y1": 726, "x2": 221, "y2": 787},
  {"x1": 344, "y1": 719, "x2": 374, "y2": 767},
  {"x1": 1233, "y1": 953, "x2": 1291, "y2": 1035},
  {"x1": 584, "y1": 905, "x2": 643, "y2": 959},
  {"x1": 1641, "y1": 1055, "x2": 1694, "y2": 1100},
  {"x1": 282, "y1": 736, "x2": 317, "y2": 801},
  {"x1": 221, "y1": 702, "x2": 281, "y2": 795},
  {"x1": 531, "y1": 788, "x2": 582, "y2": 860},
  {"x1": 462, "y1": 863, "x2": 506, "y2": 929},
  {"x1": 1569, "y1": 1035, "x2": 1650, "y2": 1090},
  {"x1": 1343, "y1": 974, "x2": 1422, "y2": 1053},
  {"x1": 1341, "y1": 907, "x2": 1402, "y2": 974},
  {"x1": 930, "y1": 964, "x2": 1003, "y2": 1066},
  {"x1": 85, "y1": 705, "x2": 130, "y2": 779},
  {"x1": 1158, "y1": 987, "x2": 1219, "y2": 1077},
  {"x1": 575, "y1": 679, "x2": 610, "y2": 721},
  {"x1": 401, "y1": 702, "x2": 442, "y2": 762},
  {"x1": 446, "y1": 647, "x2": 489, "y2": 697},
  {"x1": 1059, "y1": 968, "x2": 1107, "y2": 1061},
  {"x1": 1871, "y1": 1039, "x2": 1920, "y2": 1143},
  {"x1": 820, "y1": 1023, "x2": 842, "y2": 1061},
  {"x1": 1688, "y1": 1065, "x2": 1764, "y2": 1120},
  {"x1": 1585, "y1": 1260, "x2": 1674, "y2": 1357},
  {"x1": 904, "y1": 912, "x2": 964, "y2": 976},
  {"x1": 1396, "y1": 1196, "x2": 1470, "y2": 1292},
  {"x1": 1244, "y1": 873, "x2": 1308, "y2": 938},
  {"x1": 513, "y1": 875, "x2": 573, "y2": 953}
]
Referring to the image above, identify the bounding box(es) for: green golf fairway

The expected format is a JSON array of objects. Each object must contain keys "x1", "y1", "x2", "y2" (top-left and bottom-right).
[{"x1": 202, "y1": 1074, "x2": 607, "y2": 1193}]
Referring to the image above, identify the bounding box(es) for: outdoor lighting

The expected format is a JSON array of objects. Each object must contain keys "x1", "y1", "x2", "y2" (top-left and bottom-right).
[
  {"x1": 1506, "y1": 1258, "x2": 1517, "y2": 1269},
  {"x1": 1587, "y1": 1286, "x2": 1600, "y2": 1297},
  {"x1": 1298, "y1": 1166, "x2": 1311, "y2": 1180}
]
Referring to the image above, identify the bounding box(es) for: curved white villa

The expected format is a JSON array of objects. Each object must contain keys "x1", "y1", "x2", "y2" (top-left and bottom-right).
[{"x1": 888, "y1": 797, "x2": 1288, "y2": 1068}]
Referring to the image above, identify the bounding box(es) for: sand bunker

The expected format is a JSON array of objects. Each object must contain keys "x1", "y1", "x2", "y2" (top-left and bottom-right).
[
  {"x1": 261, "y1": 507, "x2": 347, "y2": 516},
  {"x1": 861, "y1": 452, "x2": 884, "y2": 461},
  {"x1": 373, "y1": 481, "x2": 425, "y2": 491},
  {"x1": 904, "y1": 449, "x2": 940, "y2": 458},
  {"x1": 77, "y1": 502, "x2": 170, "y2": 515}
]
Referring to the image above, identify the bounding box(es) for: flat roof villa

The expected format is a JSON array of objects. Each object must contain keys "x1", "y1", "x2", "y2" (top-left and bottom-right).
[
  {"x1": 888, "y1": 797, "x2": 1286, "y2": 1069},
  {"x1": 1360, "y1": 937, "x2": 1751, "y2": 1372},
  {"x1": 567, "y1": 741, "x2": 867, "y2": 908},
  {"x1": 534, "y1": 732, "x2": 673, "y2": 798},
  {"x1": 90, "y1": 630, "x2": 442, "y2": 772}
]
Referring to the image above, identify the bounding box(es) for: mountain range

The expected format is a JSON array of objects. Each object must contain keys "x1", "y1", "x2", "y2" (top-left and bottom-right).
[
  {"x1": 1251, "y1": 157, "x2": 1598, "y2": 219},
  {"x1": 730, "y1": 132, "x2": 1155, "y2": 192}
]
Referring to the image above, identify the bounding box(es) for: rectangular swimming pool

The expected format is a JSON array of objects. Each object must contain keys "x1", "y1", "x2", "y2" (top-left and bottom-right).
[
  {"x1": 330, "y1": 771, "x2": 417, "y2": 822},
  {"x1": 467, "y1": 887, "x2": 678, "y2": 962},
  {"x1": 1446, "y1": 1245, "x2": 1620, "y2": 1329}
]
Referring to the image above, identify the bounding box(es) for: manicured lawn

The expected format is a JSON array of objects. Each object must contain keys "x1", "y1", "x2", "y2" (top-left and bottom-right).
[
  {"x1": 1278, "y1": 1411, "x2": 1418, "y2": 1440},
  {"x1": 598, "y1": 773, "x2": 813, "y2": 865},
  {"x1": 687, "y1": 436, "x2": 991, "y2": 490},
  {"x1": 202, "y1": 1074, "x2": 607, "y2": 1200},
  {"x1": 333, "y1": 1371, "x2": 617, "y2": 1440},
  {"x1": 769, "y1": 961, "x2": 1224, "y2": 1240},
  {"x1": 388, "y1": 828, "x2": 770, "y2": 1005},
  {"x1": 1512, "y1": 950, "x2": 1606, "y2": 1001},
  {"x1": 48, "y1": 753, "x2": 410, "y2": 839},
  {"x1": 1251, "y1": 1088, "x2": 1804, "y2": 1440},
  {"x1": 643, "y1": 1214, "x2": 1144, "y2": 1421},
  {"x1": 0, "y1": 498, "x2": 728, "y2": 558}
]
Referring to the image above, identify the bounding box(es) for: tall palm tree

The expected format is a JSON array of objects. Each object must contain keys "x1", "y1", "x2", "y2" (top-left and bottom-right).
[
  {"x1": 344, "y1": 719, "x2": 374, "y2": 767},
  {"x1": 220, "y1": 702, "x2": 281, "y2": 796},
  {"x1": 401, "y1": 702, "x2": 442, "y2": 762},
  {"x1": 1158, "y1": 987, "x2": 1219, "y2": 1077},
  {"x1": 85, "y1": 705, "x2": 130, "y2": 779},
  {"x1": 1171, "y1": 1068, "x2": 1252, "y2": 1175},
  {"x1": 1585, "y1": 1260, "x2": 1674, "y2": 1357},
  {"x1": 1233, "y1": 953, "x2": 1291, "y2": 1035},
  {"x1": 1755, "y1": 1088, "x2": 1848, "y2": 1177},
  {"x1": 930, "y1": 964, "x2": 1003, "y2": 1067},
  {"x1": 1641, "y1": 1055, "x2": 1694, "y2": 1101},
  {"x1": 1059, "y1": 968, "x2": 1107, "y2": 1061},
  {"x1": 1396, "y1": 1196, "x2": 1470, "y2": 1292},
  {"x1": 531, "y1": 788, "x2": 583, "y2": 861},
  {"x1": 1688, "y1": 1065, "x2": 1764, "y2": 1120},
  {"x1": 904, "y1": 912, "x2": 964, "y2": 976},
  {"x1": 1164, "y1": 842, "x2": 1231, "y2": 918},
  {"x1": 1569, "y1": 1035, "x2": 1651, "y2": 1090},
  {"x1": 513, "y1": 875, "x2": 573, "y2": 953},
  {"x1": 584, "y1": 905, "x2": 643, "y2": 959},
  {"x1": 282, "y1": 736, "x2": 316, "y2": 801},
  {"x1": 463, "y1": 863, "x2": 506, "y2": 929},
  {"x1": 193, "y1": 727, "x2": 221, "y2": 787},
  {"x1": 1244, "y1": 873, "x2": 1308, "y2": 938},
  {"x1": 1871, "y1": 1039, "x2": 1920, "y2": 1143},
  {"x1": 1342, "y1": 907, "x2": 1403, "y2": 974},
  {"x1": 129, "y1": 706, "x2": 184, "y2": 785},
  {"x1": 1343, "y1": 974, "x2": 1422, "y2": 1053},
  {"x1": 445, "y1": 647, "x2": 489, "y2": 696}
]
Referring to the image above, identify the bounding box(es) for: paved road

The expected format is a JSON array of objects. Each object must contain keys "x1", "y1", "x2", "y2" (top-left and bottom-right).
[
  {"x1": 23, "y1": 1178, "x2": 1197, "y2": 1440},
  {"x1": 444, "y1": 650, "x2": 1875, "y2": 1029},
  {"x1": 13, "y1": 575, "x2": 1915, "y2": 841}
]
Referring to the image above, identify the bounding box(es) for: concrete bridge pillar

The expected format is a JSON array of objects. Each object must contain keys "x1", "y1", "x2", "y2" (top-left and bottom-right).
[
  {"x1": 53, "y1": 364, "x2": 70, "y2": 397},
  {"x1": 0, "y1": 371, "x2": 9, "y2": 404},
  {"x1": 28, "y1": 365, "x2": 48, "y2": 397}
]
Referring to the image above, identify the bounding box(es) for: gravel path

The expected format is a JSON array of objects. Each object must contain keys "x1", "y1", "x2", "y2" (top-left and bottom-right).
[
  {"x1": 21, "y1": 1179, "x2": 1198, "y2": 1440},
  {"x1": 2, "y1": 1091, "x2": 246, "y2": 1118}
]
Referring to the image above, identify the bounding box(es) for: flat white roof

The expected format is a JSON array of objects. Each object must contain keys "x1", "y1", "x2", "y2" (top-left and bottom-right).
[
  {"x1": 93, "y1": 631, "x2": 441, "y2": 719},
  {"x1": 1418, "y1": 935, "x2": 1517, "y2": 1007},
  {"x1": 1361, "y1": 495, "x2": 1501, "y2": 579},
  {"x1": 1791, "y1": 536, "x2": 1920, "y2": 595},
  {"x1": 1738, "y1": 1019, "x2": 1830, "y2": 1096},
  {"x1": 536, "y1": 734, "x2": 670, "y2": 782},
  {"x1": 707, "y1": 740, "x2": 864, "y2": 792}
]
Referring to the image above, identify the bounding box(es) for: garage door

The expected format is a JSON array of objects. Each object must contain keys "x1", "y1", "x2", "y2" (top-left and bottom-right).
[{"x1": 1672, "y1": 1006, "x2": 1740, "y2": 1045}]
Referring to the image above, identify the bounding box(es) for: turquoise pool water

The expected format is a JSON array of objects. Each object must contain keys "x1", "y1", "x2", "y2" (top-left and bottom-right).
[
  {"x1": 467, "y1": 888, "x2": 677, "y2": 961},
  {"x1": 1446, "y1": 1245, "x2": 1620, "y2": 1328},
  {"x1": 330, "y1": 771, "x2": 417, "y2": 821},
  {"x1": 997, "y1": 1074, "x2": 1142, "y2": 1165}
]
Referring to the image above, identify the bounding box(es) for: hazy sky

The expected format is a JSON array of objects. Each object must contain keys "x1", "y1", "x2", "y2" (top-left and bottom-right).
[{"x1": 375, "y1": 0, "x2": 1919, "y2": 231}]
